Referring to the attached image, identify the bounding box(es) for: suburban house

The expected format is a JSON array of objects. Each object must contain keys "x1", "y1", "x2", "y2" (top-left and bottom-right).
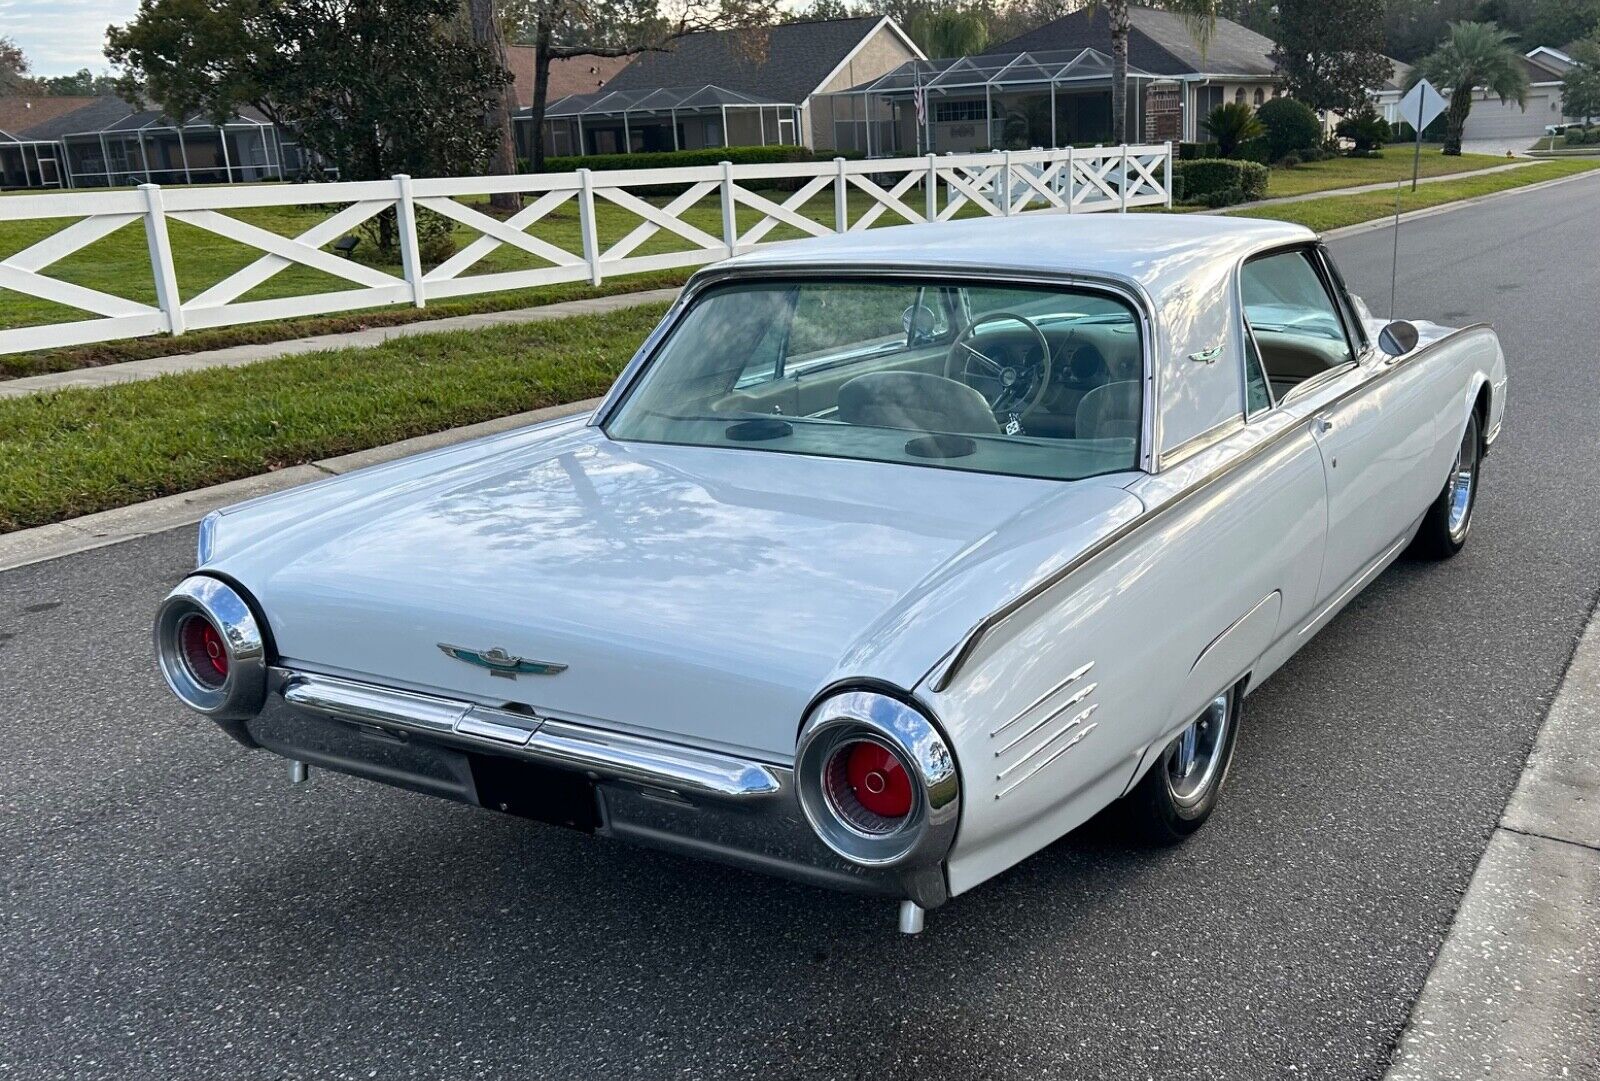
[
  {"x1": 528, "y1": 16, "x2": 924, "y2": 157},
  {"x1": 984, "y1": 5, "x2": 1283, "y2": 143},
  {"x1": 0, "y1": 95, "x2": 293, "y2": 189},
  {"x1": 1374, "y1": 46, "x2": 1580, "y2": 143}
]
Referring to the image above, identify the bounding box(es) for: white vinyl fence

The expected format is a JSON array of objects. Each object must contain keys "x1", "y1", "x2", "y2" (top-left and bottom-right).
[{"x1": 0, "y1": 143, "x2": 1171, "y2": 356}]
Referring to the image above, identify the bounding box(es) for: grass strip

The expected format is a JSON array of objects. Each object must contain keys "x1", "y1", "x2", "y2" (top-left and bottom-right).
[
  {"x1": 1261, "y1": 147, "x2": 1508, "y2": 199},
  {"x1": 1228, "y1": 158, "x2": 1600, "y2": 232},
  {"x1": 0, "y1": 302, "x2": 667, "y2": 533}
]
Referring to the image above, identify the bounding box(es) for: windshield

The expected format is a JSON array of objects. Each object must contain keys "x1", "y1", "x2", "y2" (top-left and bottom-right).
[{"x1": 603, "y1": 277, "x2": 1144, "y2": 482}]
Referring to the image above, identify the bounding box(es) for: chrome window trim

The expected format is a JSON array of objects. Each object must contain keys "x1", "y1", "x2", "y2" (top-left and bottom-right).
[
  {"x1": 1235, "y1": 242, "x2": 1361, "y2": 390},
  {"x1": 927, "y1": 322, "x2": 1495, "y2": 692},
  {"x1": 1157, "y1": 413, "x2": 1246, "y2": 470},
  {"x1": 589, "y1": 262, "x2": 1163, "y2": 475}
]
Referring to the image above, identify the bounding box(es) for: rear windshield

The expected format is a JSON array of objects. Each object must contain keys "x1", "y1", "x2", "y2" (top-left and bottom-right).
[{"x1": 603, "y1": 277, "x2": 1144, "y2": 482}]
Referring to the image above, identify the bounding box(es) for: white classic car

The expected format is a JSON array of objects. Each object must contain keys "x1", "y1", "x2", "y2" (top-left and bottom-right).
[{"x1": 154, "y1": 215, "x2": 1506, "y2": 933}]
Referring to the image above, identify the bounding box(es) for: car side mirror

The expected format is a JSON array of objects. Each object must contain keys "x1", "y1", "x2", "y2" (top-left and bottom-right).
[{"x1": 1378, "y1": 320, "x2": 1420, "y2": 357}]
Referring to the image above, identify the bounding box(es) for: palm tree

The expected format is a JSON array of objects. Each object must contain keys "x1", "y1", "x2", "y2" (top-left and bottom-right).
[
  {"x1": 1086, "y1": 1, "x2": 1221, "y2": 143},
  {"x1": 1202, "y1": 101, "x2": 1264, "y2": 157},
  {"x1": 1411, "y1": 21, "x2": 1530, "y2": 155}
]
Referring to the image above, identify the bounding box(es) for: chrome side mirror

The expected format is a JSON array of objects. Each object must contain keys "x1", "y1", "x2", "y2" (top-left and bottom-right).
[{"x1": 1378, "y1": 319, "x2": 1420, "y2": 357}]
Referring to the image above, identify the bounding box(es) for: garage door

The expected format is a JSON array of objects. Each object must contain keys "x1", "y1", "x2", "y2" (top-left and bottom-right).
[{"x1": 1462, "y1": 88, "x2": 1561, "y2": 140}]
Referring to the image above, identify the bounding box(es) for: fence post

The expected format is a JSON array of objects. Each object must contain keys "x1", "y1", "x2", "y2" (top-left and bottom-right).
[
  {"x1": 577, "y1": 168, "x2": 602, "y2": 286},
  {"x1": 1164, "y1": 141, "x2": 1174, "y2": 208},
  {"x1": 1119, "y1": 145, "x2": 1129, "y2": 214},
  {"x1": 720, "y1": 160, "x2": 739, "y2": 258},
  {"x1": 1001, "y1": 149, "x2": 1013, "y2": 215},
  {"x1": 393, "y1": 174, "x2": 426, "y2": 307},
  {"x1": 140, "y1": 183, "x2": 185, "y2": 336},
  {"x1": 1066, "y1": 145, "x2": 1075, "y2": 214},
  {"x1": 926, "y1": 153, "x2": 938, "y2": 221},
  {"x1": 834, "y1": 157, "x2": 848, "y2": 233}
]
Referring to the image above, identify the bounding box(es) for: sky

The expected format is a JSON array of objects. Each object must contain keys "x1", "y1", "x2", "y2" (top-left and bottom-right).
[{"x1": 0, "y1": 0, "x2": 137, "y2": 76}]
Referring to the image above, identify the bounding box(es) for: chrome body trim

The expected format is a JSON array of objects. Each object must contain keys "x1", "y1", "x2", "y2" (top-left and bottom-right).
[
  {"x1": 991, "y1": 660, "x2": 1094, "y2": 738},
  {"x1": 928, "y1": 323, "x2": 1497, "y2": 692},
  {"x1": 153, "y1": 575, "x2": 268, "y2": 720},
  {"x1": 274, "y1": 668, "x2": 783, "y2": 801},
  {"x1": 994, "y1": 683, "x2": 1097, "y2": 756},
  {"x1": 1157, "y1": 414, "x2": 1245, "y2": 471},
  {"x1": 1298, "y1": 532, "x2": 1412, "y2": 638}
]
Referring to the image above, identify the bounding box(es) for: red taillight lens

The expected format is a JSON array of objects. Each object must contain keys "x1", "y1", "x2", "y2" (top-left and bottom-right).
[
  {"x1": 843, "y1": 740, "x2": 913, "y2": 820},
  {"x1": 178, "y1": 614, "x2": 229, "y2": 687}
]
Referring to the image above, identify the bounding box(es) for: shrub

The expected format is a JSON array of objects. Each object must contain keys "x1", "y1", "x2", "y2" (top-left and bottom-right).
[
  {"x1": 1179, "y1": 141, "x2": 1219, "y2": 160},
  {"x1": 1336, "y1": 105, "x2": 1393, "y2": 154},
  {"x1": 1564, "y1": 126, "x2": 1600, "y2": 146},
  {"x1": 1278, "y1": 151, "x2": 1304, "y2": 168},
  {"x1": 1237, "y1": 136, "x2": 1273, "y2": 164},
  {"x1": 1202, "y1": 102, "x2": 1266, "y2": 158},
  {"x1": 1199, "y1": 186, "x2": 1246, "y2": 208},
  {"x1": 1174, "y1": 158, "x2": 1269, "y2": 203},
  {"x1": 1257, "y1": 97, "x2": 1322, "y2": 160},
  {"x1": 415, "y1": 210, "x2": 457, "y2": 265}
]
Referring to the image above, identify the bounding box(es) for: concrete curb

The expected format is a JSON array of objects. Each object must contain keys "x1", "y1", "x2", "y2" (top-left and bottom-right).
[
  {"x1": 0, "y1": 397, "x2": 601, "y2": 573},
  {"x1": 1383, "y1": 612, "x2": 1600, "y2": 1079},
  {"x1": 0, "y1": 288, "x2": 680, "y2": 400}
]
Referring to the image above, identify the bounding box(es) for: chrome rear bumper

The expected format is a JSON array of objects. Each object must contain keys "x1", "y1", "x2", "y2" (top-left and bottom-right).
[
  {"x1": 237, "y1": 668, "x2": 950, "y2": 907},
  {"x1": 274, "y1": 668, "x2": 782, "y2": 802}
]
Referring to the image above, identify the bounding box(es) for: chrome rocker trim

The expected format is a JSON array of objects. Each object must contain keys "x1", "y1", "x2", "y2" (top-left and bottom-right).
[{"x1": 273, "y1": 668, "x2": 783, "y2": 802}]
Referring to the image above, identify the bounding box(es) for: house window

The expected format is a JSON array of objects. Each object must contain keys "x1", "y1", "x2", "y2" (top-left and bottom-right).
[
  {"x1": 1254, "y1": 87, "x2": 1265, "y2": 107},
  {"x1": 933, "y1": 100, "x2": 997, "y2": 123},
  {"x1": 1235, "y1": 87, "x2": 1247, "y2": 105},
  {"x1": 1196, "y1": 85, "x2": 1224, "y2": 114}
]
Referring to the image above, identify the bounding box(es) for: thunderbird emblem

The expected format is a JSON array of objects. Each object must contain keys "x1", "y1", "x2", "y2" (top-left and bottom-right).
[{"x1": 437, "y1": 643, "x2": 567, "y2": 679}]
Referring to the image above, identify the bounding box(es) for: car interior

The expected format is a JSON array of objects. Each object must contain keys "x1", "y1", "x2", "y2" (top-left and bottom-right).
[{"x1": 1239, "y1": 249, "x2": 1359, "y2": 404}]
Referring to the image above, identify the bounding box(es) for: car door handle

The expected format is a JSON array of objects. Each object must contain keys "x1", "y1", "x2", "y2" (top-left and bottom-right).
[{"x1": 1314, "y1": 416, "x2": 1335, "y2": 434}]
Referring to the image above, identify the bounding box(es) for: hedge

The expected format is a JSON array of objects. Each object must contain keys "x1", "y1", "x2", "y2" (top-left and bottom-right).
[
  {"x1": 1256, "y1": 97, "x2": 1322, "y2": 161},
  {"x1": 534, "y1": 145, "x2": 843, "y2": 173},
  {"x1": 1174, "y1": 158, "x2": 1269, "y2": 204}
]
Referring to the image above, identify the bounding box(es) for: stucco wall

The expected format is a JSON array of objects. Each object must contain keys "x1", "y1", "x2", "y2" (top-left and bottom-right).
[{"x1": 810, "y1": 24, "x2": 921, "y2": 150}]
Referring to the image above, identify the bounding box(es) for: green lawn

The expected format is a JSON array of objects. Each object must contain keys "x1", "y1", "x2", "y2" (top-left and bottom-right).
[
  {"x1": 1231, "y1": 157, "x2": 1600, "y2": 232},
  {"x1": 0, "y1": 302, "x2": 668, "y2": 533},
  {"x1": 1262, "y1": 146, "x2": 1509, "y2": 198}
]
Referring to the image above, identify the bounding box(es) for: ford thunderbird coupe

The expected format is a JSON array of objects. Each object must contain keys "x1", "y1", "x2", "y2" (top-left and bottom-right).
[{"x1": 155, "y1": 215, "x2": 1506, "y2": 933}]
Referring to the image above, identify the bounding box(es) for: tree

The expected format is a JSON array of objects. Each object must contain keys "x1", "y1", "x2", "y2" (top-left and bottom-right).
[
  {"x1": 1083, "y1": 1, "x2": 1221, "y2": 144},
  {"x1": 1410, "y1": 21, "x2": 1530, "y2": 154},
  {"x1": 107, "y1": 0, "x2": 507, "y2": 238},
  {"x1": 1202, "y1": 100, "x2": 1264, "y2": 156},
  {"x1": 467, "y1": 0, "x2": 520, "y2": 212},
  {"x1": 908, "y1": 7, "x2": 989, "y2": 58},
  {"x1": 1, "y1": 35, "x2": 33, "y2": 93},
  {"x1": 1527, "y1": 0, "x2": 1600, "y2": 49},
  {"x1": 1383, "y1": 0, "x2": 1482, "y2": 64},
  {"x1": 1565, "y1": 37, "x2": 1600, "y2": 127},
  {"x1": 1269, "y1": 0, "x2": 1393, "y2": 114},
  {"x1": 36, "y1": 68, "x2": 121, "y2": 96},
  {"x1": 506, "y1": 0, "x2": 780, "y2": 173},
  {"x1": 1255, "y1": 95, "x2": 1321, "y2": 158}
]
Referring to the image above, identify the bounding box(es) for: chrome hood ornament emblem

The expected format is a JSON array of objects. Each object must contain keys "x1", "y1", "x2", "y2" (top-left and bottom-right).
[{"x1": 437, "y1": 643, "x2": 567, "y2": 679}]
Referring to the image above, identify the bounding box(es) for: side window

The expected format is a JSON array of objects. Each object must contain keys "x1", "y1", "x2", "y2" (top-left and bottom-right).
[{"x1": 1240, "y1": 250, "x2": 1355, "y2": 398}]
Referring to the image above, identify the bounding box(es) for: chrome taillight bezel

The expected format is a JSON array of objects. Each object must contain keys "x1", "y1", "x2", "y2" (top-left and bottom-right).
[
  {"x1": 796, "y1": 689, "x2": 960, "y2": 868},
  {"x1": 153, "y1": 576, "x2": 267, "y2": 720}
]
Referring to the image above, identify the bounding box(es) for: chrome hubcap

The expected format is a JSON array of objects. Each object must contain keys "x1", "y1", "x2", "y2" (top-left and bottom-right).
[
  {"x1": 1165, "y1": 694, "x2": 1229, "y2": 807},
  {"x1": 1446, "y1": 421, "x2": 1479, "y2": 539}
]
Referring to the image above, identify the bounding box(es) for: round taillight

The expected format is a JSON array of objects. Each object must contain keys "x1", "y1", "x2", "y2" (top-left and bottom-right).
[
  {"x1": 845, "y1": 741, "x2": 912, "y2": 818},
  {"x1": 823, "y1": 738, "x2": 915, "y2": 834},
  {"x1": 178, "y1": 613, "x2": 229, "y2": 687}
]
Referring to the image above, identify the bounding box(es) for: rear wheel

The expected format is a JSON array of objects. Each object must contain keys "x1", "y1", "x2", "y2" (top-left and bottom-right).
[
  {"x1": 1119, "y1": 688, "x2": 1241, "y2": 844},
  {"x1": 1410, "y1": 411, "x2": 1481, "y2": 560}
]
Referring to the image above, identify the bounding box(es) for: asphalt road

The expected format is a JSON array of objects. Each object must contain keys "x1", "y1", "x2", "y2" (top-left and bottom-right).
[{"x1": 5, "y1": 173, "x2": 1600, "y2": 1081}]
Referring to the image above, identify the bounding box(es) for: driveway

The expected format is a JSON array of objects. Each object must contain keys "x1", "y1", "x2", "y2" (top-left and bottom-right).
[{"x1": 4, "y1": 171, "x2": 1600, "y2": 1080}]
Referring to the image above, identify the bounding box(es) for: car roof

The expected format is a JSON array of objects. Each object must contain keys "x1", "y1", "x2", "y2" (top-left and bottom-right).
[{"x1": 718, "y1": 212, "x2": 1314, "y2": 299}]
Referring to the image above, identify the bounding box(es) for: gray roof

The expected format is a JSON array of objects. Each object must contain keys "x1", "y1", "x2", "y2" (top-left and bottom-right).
[
  {"x1": 604, "y1": 17, "x2": 887, "y2": 105},
  {"x1": 17, "y1": 95, "x2": 273, "y2": 141},
  {"x1": 534, "y1": 84, "x2": 791, "y2": 120},
  {"x1": 990, "y1": 4, "x2": 1277, "y2": 79}
]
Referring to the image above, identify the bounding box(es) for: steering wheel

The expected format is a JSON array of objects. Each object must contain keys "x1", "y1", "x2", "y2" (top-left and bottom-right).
[{"x1": 944, "y1": 311, "x2": 1053, "y2": 430}]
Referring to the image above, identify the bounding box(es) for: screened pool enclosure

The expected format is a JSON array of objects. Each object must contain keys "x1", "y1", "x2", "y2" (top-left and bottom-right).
[{"x1": 524, "y1": 85, "x2": 802, "y2": 158}]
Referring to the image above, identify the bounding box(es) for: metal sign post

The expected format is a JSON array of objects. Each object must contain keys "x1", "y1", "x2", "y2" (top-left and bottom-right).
[{"x1": 1389, "y1": 78, "x2": 1450, "y2": 317}]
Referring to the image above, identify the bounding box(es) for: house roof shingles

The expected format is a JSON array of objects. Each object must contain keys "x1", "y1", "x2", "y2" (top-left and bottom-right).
[
  {"x1": 603, "y1": 16, "x2": 885, "y2": 105},
  {"x1": 0, "y1": 95, "x2": 101, "y2": 140},
  {"x1": 990, "y1": 4, "x2": 1277, "y2": 79},
  {"x1": 506, "y1": 48, "x2": 631, "y2": 108}
]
